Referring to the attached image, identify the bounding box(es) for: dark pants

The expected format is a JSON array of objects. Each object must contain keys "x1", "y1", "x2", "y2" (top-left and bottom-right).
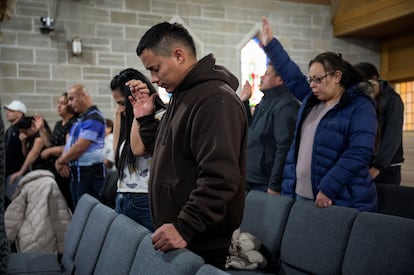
[
  {"x1": 70, "y1": 164, "x2": 105, "y2": 208},
  {"x1": 246, "y1": 181, "x2": 267, "y2": 193},
  {"x1": 115, "y1": 192, "x2": 154, "y2": 232},
  {"x1": 70, "y1": 175, "x2": 104, "y2": 208},
  {"x1": 55, "y1": 173, "x2": 74, "y2": 212},
  {"x1": 194, "y1": 248, "x2": 229, "y2": 270},
  {"x1": 374, "y1": 165, "x2": 401, "y2": 186},
  {"x1": 48, "y1": 162, "x2": 73, "y2": 211}
]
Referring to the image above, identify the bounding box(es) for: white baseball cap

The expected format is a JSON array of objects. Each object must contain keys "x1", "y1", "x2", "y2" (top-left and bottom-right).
[{"x1": 3, "y1": 100, "x2": 27, "y2": 115}]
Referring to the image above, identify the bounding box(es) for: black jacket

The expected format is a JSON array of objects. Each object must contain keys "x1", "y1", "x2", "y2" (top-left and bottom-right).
[
  {"x1": 372, "y1": 80, "x2": 404, "y2": 169},
  {"x1": 246, "y1": 85, "x2": 299, "y2": 192},
  {"x1": 5, "y1": 123, "x2": 25, "y2": 176}
]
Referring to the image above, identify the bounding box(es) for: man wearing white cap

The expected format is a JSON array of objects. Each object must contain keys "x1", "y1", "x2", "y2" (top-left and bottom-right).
[
  {"x1": 3, "y1": 100, "x2": 27, "y2": 116},
  {"x1": 3, "y1": 100, "x2": 27, "y2": 206}
]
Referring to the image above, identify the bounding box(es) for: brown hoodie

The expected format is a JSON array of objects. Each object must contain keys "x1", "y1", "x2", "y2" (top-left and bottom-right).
[{"x1": 149, "y1": 54, "x2": 247, "y2": 252}]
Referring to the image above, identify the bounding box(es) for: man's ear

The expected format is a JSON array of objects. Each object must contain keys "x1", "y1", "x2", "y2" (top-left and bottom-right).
[
  {"x1": 275, "y1": 75, "x2": 284, "y2": 86},
  {"x1": 172, "y1": 48, "x2": 185, "y2": 64}
]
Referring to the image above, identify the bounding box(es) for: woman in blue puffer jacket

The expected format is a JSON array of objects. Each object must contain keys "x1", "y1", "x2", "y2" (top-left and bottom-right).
[
  {"x1": 281, "y1": 52, "x2": 378, "y2": 212},
  {"x1": 261, "y1": 16, "x2": 378, "y2": 212}
]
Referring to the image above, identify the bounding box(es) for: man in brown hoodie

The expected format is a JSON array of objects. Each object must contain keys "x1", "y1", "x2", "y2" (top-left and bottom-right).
[{"x1": 128, "y1": 22, "x2": 248, "y2": 269}]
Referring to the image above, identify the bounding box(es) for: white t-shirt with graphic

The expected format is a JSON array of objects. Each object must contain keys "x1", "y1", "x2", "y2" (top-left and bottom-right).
[{"x1": 116, "y1": 141, "x2": 151, "y2": 193}]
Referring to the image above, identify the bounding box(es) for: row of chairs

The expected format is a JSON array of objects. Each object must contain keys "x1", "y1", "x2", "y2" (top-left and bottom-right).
[
  {"x1": 227, "y1": 189, "x2": 414, "y2": 274},
  {"x1": 7, "y1": 181, "x2": 414, "y2": 274},
  {"x1": 7, "y1": 194, "x2": 228, "y2": 274}
]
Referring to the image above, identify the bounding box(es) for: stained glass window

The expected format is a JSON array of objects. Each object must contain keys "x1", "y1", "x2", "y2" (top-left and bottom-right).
[
  {"x1": 157, "y1": 87, "x2": 171, "y2": 104},
  {"x1": 241, "y1": 37, "x2": 267, "y2": 106}
]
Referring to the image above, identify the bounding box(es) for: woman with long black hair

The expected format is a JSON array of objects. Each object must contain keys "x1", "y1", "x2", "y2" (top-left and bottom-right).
[{"x1": 112, "y1": 68, "x2": 165, "y2": 231}]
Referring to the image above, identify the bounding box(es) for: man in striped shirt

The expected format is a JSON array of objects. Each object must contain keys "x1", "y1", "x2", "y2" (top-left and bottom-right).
[{"x1": 55, "y1": 84, "x2": 106, "y2": 208}]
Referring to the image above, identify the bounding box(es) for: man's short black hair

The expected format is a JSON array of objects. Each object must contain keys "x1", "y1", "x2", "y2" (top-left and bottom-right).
[
  {"x1": 136, "y1": 22, "x2": 196, "y2": 58},
  {"x1": 354, "y1": 62, "x2": 380, "y2": 79}
]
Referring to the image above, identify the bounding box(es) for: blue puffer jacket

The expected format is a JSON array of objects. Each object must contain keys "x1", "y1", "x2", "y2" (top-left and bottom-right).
[
  {"x1": 264, "y1": 36, "x2": 378, "y2": 212},
  {"x1": 282, "y1": 85, "x2": 378, "y2": 212}
]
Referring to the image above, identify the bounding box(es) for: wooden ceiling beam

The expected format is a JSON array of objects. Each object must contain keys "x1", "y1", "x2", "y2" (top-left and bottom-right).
[{"x1": 332, "y1": 0, "x2": 414, "y2": 37}]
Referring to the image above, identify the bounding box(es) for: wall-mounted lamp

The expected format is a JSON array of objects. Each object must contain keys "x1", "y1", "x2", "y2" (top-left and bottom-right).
[
  {"x1": 71, "y1": 36, "x2": 82, "y2": 56},
  {"x1": 40, "y1": 16, "x2": 54, "y2": 34}
]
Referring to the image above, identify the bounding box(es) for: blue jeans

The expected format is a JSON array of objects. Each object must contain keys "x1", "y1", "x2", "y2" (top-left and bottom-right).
[
  {"x1": 71, "y1": 177, "x2": 104, "y2": 208},
  {"x1": 115, "y1": 193, "x2": 154, "y2": 232}
]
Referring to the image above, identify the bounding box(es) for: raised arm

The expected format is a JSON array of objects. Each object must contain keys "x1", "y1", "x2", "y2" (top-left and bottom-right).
[
  {"x1": 127, "y1": 79, "x2": 159, "y2": 156},
  {"x1": 260, "y1": 16, "x2": 311, "y2": 101},
  {"x1": 33, "y1": 114, "x2": 52, "y2": 148},
  {"x1": 239, "y1": 80, "x2": 253, "y2": 125}
]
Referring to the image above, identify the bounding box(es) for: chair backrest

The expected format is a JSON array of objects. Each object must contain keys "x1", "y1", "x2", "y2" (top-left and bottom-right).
[
  {"x1": 238, "y1": 191, "x2": 294, "y2": 271},
  {"x1": 93, "y1": 214, "x2": 151, "y2": 275},
  {"x1": 129, "y1": 234, "x2": 205, "y2": 275},
  {"x1": 342, "y1": 212, "x2": 414, "y2": 275},
  {"x1": 196, "y1": 264, "x2": 231, "y2": 275},
  {"x1": 376, "y1": 183, "x2": 414, "y2": 219},
  {"x1": 73, "y1": 202, "x2": 117, "y2": 275},
  {"x1": 100, "y1": 169, "x2": 118, "y2": 209},
  {"x1": 279, "y1": 201, "x2": 358, "y2": 275},
  {"x1": 61, "y1": 194, "x2": 100, "y2": 274}
]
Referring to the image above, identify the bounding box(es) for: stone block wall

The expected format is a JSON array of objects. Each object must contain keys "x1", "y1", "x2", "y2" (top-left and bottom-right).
[{"x1": 0, "y1": 0, "x2": 380, "y2": 126}]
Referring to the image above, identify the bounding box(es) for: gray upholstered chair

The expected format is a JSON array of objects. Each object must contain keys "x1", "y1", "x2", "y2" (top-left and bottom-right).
[
  {"x1": 342, "y1": 212, "x2": 414, "y2": 275},
  {"x1": 376, "y1": 183, "x2": 414, "y2": 219},
  {"x1": 227, "y1": 191, "x2": 294, "y2": 274},
  {"x1": 196, "y1": 264, "x2": 231, "y2": 274},
  {"x1": 93, "y1": 214, "x2": 151, "y2": 275},
  {"x1": 61, "y1": 194, "x2": 100, "y2": 273},
  {"x1": 99, "y1": 169, "x2": 118, "y2": 209},
  {"x1": 72, "y1": 202, "x2": 117, "y2": 274},
  {"x1": 6, "y1": 252, "x2": 62, "y2": 275},
  {"x1": 278, "y1": 201, "x2": 359, "y2": 275},
  {"x1": 129, "y1": 234, "x2": 205, "y2": 275}
]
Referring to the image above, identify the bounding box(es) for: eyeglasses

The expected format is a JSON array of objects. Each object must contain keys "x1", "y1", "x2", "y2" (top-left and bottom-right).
[{"x1": 307, "y1": 72, "x2": 335, "y2": 84}]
